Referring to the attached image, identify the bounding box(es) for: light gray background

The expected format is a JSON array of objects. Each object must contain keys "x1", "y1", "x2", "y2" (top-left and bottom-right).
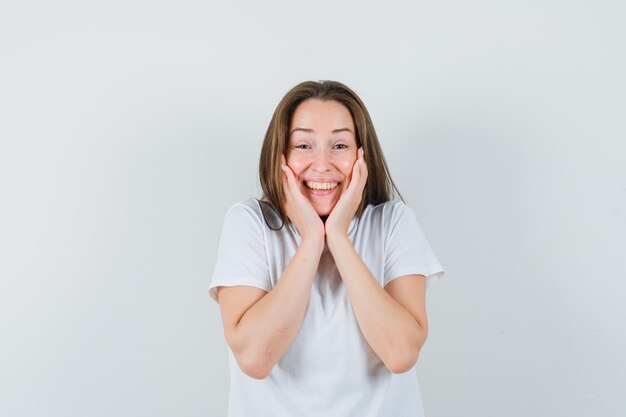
[{"x1": 1, "y1": 1, "x2": 625, "y2": 416}]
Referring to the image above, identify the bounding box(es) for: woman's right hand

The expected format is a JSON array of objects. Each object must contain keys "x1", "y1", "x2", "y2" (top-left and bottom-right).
[{"x1": 281, "y1": 154, "x2": 325, "y2": 244}]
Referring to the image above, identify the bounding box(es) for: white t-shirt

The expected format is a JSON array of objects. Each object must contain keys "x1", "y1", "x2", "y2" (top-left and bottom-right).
[{"x1": 209, "y1": 198, "x2": 445, "y2": 417}]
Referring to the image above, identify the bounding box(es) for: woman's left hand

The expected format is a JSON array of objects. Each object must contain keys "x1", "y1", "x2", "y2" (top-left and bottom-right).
[{"x1": 325, "y1": 147, "x2": 368, "y2": 240}]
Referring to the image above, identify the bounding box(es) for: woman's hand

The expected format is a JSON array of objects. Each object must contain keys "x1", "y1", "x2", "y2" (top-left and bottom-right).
[
  {"x1": 325, "y1": 147, "x2": 368, "y2": 241},
  {"x1": 281, "y1": 154, "x2": 325, "y2": 244}
]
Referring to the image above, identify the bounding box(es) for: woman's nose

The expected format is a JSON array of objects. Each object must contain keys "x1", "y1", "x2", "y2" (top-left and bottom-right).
[{"x1": 311, "y1": 149, "x2": 332, "y2": 172}]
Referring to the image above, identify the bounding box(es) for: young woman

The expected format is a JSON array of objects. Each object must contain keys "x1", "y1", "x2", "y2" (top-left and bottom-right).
[{"x1": 209, "y1": 80, "x2": 445, "y2": 417}]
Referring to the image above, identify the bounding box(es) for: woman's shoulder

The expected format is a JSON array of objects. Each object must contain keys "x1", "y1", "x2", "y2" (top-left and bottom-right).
[
  {"x1": 358, "y1": 199, "x2": 419, "y2": 232},
  {"x1": 364, "y1": 198, "x2": 410, "y2": 218},
  {"x1": 227, "y1": 197, "x2": 262, "y2": 213},
  {"x1": 225, "y1": 198, "x2": 283, "y2": 230},
  {"x1": 220, "y1": 198, "x2": 257, "y2": 219}
]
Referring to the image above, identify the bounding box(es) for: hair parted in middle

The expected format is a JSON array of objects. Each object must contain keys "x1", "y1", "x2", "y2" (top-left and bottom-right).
[{"x1": 258, "y1": 79, "x2": 403, "y2": 230}]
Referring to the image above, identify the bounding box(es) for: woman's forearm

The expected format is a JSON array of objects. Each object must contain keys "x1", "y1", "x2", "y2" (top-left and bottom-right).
[
  {"x1": 327, "y1": 234, "x2": 427, "y2": 373},
  {"x1": 233, "y1": 236, "x2": 324, "y2": 378}
]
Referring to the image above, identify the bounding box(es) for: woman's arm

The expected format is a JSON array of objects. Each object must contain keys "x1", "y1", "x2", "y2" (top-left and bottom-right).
[
  {"x1": 221, "y1": 235, "x2": 324, "y2": 379},
  {"x1": 327, "y1": 235, "x2": 428, "y2": 373}
]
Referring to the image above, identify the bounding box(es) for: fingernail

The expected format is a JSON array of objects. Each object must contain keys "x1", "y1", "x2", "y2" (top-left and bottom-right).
[{"x1": 281, "y1": 164, "x2": 286, "y2": 172}]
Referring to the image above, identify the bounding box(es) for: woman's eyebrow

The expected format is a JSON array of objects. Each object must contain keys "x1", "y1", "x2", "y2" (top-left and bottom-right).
[{"x1": 290, "y1": 127, "x2": 354, "y2": 134}]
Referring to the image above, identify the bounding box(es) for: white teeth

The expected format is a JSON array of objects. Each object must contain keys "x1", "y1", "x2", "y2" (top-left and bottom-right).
[{"x1": 305, "y1": 181, "x2": 339, "y2": 190}]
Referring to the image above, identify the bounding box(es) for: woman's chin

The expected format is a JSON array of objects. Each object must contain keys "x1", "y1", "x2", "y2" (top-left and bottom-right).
[
  {"x1": 304, "y1": 184, "x2": 342, "y2": 217},
  {"x1": 312, "y1": 203, "x2": 336, "y2": 217}
]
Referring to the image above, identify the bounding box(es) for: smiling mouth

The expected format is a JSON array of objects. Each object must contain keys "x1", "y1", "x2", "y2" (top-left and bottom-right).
[
  {"x1": 304, "y1": 181, "x2": 340, "y2": 190},
  {"x1": 303, "y1": 181, "x2": 341, "y2": 197}
]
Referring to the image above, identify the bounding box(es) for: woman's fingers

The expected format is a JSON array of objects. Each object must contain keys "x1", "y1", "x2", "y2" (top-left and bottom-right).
[
  {"x1": 344, "y1": 151, "x2": 366, "y2": 213},
  {"x1": 281, "y1": 153, "x2": 311, "y2": 211},
  {"x1": 356, "y1": 147, "x2": 367, "y2": 192},
  {"x1": 281, "y1": 155, "x2": 295, "y2": 214},
  {"x1": 347, "y1": 147, "x2": 367, "y2": 195},
  {"x1": 282, "y1": 162, "x2": 301, "y2": 199}
]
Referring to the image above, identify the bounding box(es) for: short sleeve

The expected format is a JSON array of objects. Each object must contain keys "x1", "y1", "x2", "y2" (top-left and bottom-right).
[
  {"x1": 208, "y1": 204, "x2": 271, "y2": 303},
  {"x1": 383, "y1": 201, "x2": 445, "y2": 290}
]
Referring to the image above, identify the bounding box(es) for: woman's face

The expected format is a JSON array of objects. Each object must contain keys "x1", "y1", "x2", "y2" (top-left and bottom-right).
[{"x1": 286, "y1": 99, "x2": 358, "y2": 217}]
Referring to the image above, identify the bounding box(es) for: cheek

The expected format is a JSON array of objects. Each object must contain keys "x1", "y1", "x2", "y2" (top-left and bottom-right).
[
  {"x1": 286, "y1": 157, "x2": 305, "y2": 176},
  {"x1": 340, "y1": 158, "x2": 356, "y2": 175}
]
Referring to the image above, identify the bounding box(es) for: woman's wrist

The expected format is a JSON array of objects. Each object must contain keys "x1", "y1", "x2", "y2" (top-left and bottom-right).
[
  {"x1": 325, "y1": 233, "x2": 351, "y2": 253},
  {"x1": 300, "y1": 233, "x2": 325, "y2": 255}
]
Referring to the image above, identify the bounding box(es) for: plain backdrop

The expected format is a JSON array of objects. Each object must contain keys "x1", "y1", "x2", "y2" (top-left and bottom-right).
[{"x1": 1, "y1": 1, "x2": 625, "y2": 416}]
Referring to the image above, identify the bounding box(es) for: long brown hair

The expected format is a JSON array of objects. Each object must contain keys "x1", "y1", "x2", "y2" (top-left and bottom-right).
[{"x1": 258, "y1": 80, "x2": 403, "y2": 229}]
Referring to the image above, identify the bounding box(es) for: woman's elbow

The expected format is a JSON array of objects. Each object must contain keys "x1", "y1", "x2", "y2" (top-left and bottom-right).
[
  {"x1": 388, "y1": 356, "x2": 418, "y2": 374},
  {"x1": 237, "y1": 354, "x2": 273, "y2": 380},
  {"x1": 387, "y1": 345, "x2": 422, "y2": 374},
  {"x1": 388, "y1": 326, "x2": 428, "y2": 373}
]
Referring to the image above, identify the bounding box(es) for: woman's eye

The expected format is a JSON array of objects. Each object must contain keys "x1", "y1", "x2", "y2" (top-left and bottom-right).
[{"x1": 294, "y1": 144, "x2": 347, "y2": 149}]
